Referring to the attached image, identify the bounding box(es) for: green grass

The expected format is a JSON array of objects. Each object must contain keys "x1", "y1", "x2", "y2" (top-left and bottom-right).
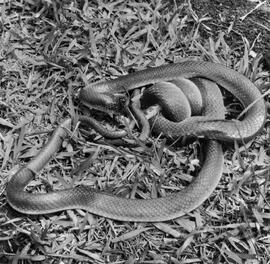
[{"x1": 0, "y1": 1, "x2": 269, "y2": 263}]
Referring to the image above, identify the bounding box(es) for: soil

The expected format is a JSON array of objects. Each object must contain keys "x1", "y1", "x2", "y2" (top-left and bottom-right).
[{"x1": 190, "y1": 0, "x2": 270, "y2": 67}]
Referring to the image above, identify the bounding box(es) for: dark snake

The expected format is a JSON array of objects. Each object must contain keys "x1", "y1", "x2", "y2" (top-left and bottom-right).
[{"x1": 6, "y1": 61, "x2": 266, "y2": 222}]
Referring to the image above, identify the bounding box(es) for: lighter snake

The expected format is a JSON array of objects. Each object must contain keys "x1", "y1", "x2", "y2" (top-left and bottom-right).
[{"x1": 6, "y1": 61, "x2": 266, "y2": 222}]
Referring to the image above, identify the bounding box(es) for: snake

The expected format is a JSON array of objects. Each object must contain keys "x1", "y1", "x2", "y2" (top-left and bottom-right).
[{"x1": 6, "y1": 61, "x2": 266, "y2": 222}]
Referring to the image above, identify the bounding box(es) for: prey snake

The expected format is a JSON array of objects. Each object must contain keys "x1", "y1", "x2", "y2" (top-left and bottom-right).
[{"x1": 6, "y1": 61, "x2": 266, "y2": 222}]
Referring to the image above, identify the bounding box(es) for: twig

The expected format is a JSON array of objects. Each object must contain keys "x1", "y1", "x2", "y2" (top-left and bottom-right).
[{"x1": 240, "y1": 0, "x2": 266, "y2": 21}]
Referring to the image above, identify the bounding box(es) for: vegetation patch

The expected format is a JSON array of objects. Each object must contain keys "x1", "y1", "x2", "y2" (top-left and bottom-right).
[{"x1": 0, "y1": 1, "x2": 269, "y2": 263}]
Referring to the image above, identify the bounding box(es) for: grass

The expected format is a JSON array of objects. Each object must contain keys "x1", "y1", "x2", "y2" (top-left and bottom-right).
[{"x1": 0, "y1": 0, "x2": 270, "y2": 263}]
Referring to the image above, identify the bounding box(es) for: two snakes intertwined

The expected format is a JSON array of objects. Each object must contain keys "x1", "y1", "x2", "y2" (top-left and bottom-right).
[{"x1": 6, "y1": 61, "x2": 266, "y2": 222}]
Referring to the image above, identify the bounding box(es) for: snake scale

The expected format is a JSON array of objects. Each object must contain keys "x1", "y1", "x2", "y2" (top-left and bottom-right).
[{"x1": 6, "y1": 61, "x2": 266, "y2": 222}]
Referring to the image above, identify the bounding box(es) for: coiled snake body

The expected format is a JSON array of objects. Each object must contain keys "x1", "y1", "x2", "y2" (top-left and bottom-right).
[{"x1": 6, "y1": 61, "x2": 266, "y2": 222}]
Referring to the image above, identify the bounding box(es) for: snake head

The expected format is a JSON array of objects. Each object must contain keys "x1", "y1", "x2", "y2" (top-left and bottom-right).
[{"x1": 79, "y1": 85, "x2": 129, "y2": 114}]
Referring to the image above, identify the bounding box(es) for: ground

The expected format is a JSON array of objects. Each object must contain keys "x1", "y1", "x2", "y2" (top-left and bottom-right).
[{"x1": 0, "y1": 1, "x2": 270, "y2": 264}]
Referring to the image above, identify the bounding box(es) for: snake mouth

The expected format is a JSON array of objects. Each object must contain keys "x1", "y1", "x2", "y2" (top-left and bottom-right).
[{"x1": 80, "y1": 91, "x2": 129, "y2": 114}]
